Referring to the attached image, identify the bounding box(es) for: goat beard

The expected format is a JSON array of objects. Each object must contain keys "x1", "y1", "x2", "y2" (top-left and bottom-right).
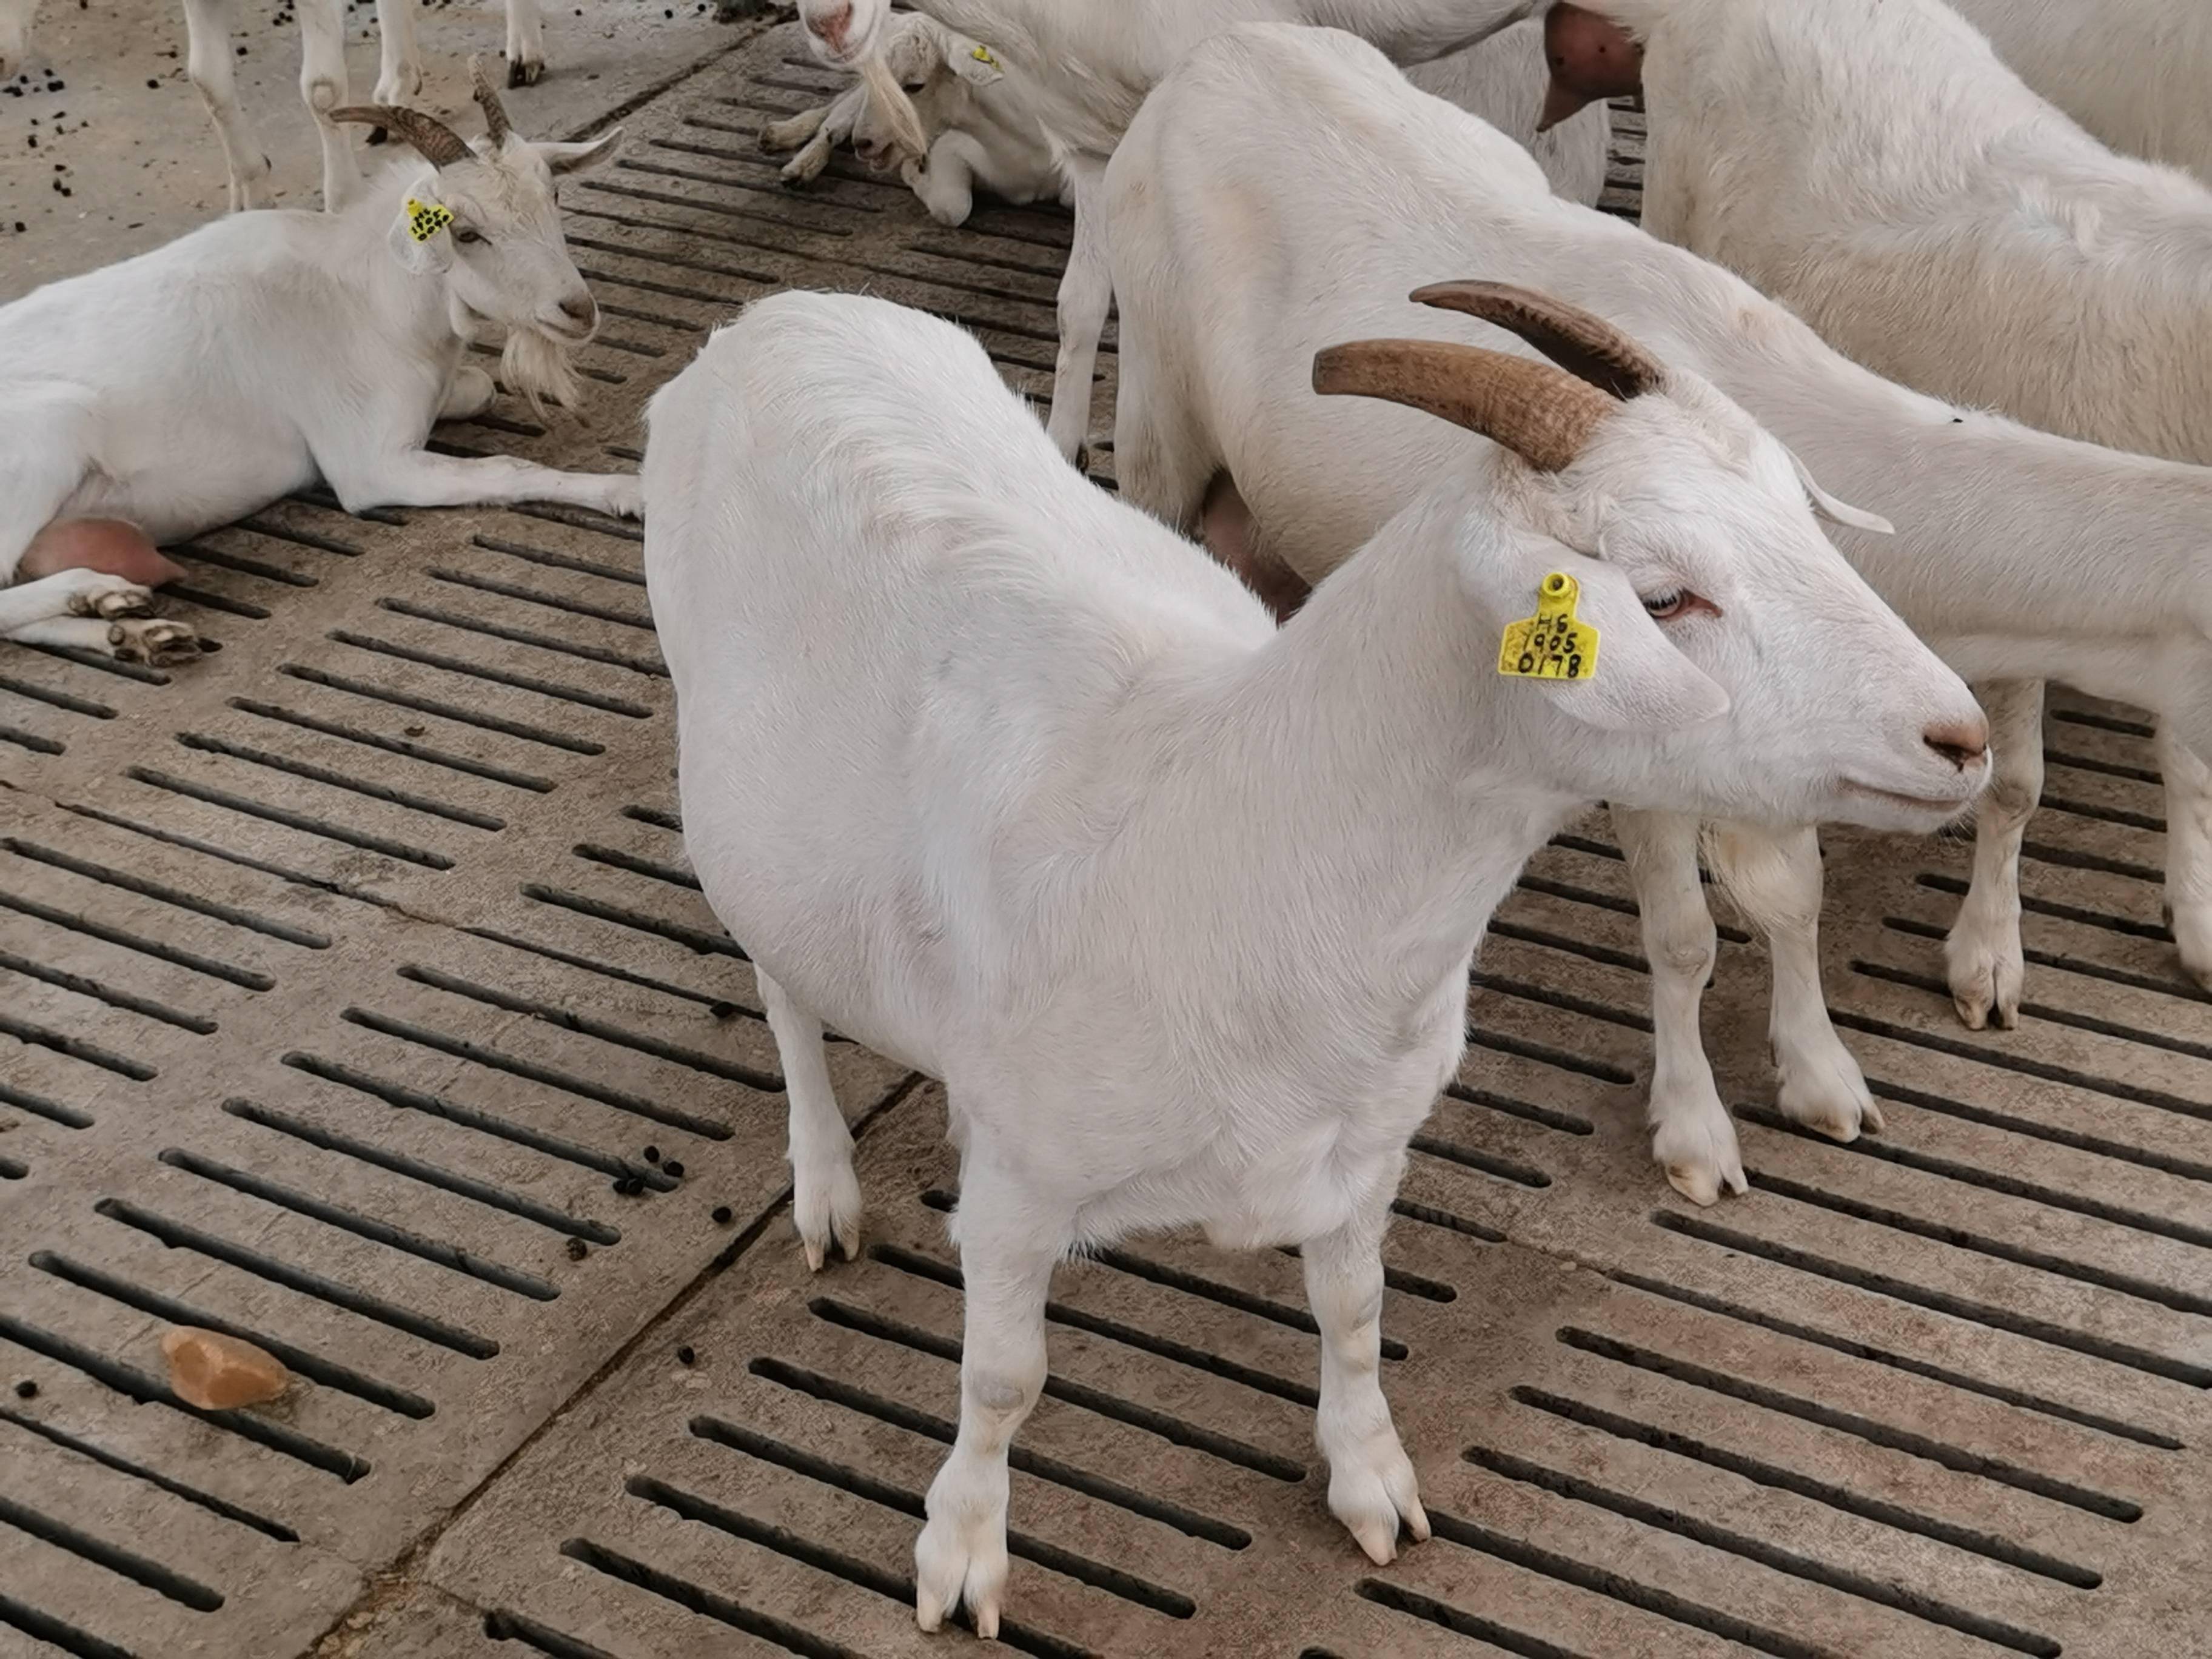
[{"x1": 500, "y1": 324, "x2": 583, "y2": 424}]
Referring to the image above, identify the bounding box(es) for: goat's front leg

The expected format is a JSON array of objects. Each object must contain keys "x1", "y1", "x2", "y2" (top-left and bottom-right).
[
  {"x1": 321, "y1": 447, "x2": 642, "y2": 518},
  {"x1": 1043, "y1": 155, "x2": 1111, "y2": 469},
  {"x1": 1945, "y1": 679, "x2": 2043, "y2": 1028},
  {"x1": 181, "y1": 0, "x2": 271, "y2": 210},
  {"x1": 504, "y1": 0, "x2": 545, "y2": 86},
  {"x1": 2157, "y1": 725, "x2": 2212, "y2": 988},
  {"x1": 297, "y1": 0, "x2": 359, "y2": 212},
  {"x1": 757, "y1": 969, "x2": 862, "y2": 1269},
  {"x1": 904, "y1": 134, "x2": 980, "y2": 227},
  {"x1": 760, "y1": 99, "x2": 831, "y2": 153},
  {"x1": 1304, "y1": 1180, "x2": 1427, "y2": 1564},
  {"x1": 1709, "y1": 820, "x2": 1879, "y2": 1141},
  {"x1": 916, "y1": 1165, "x2": 1061, "y2": 1639},
  {"x1": 436, "y1": 366, "x2": 498, "y2": 423},
  {"x1": 1614, "y1": 806, "x2": 1744, "y2": 1204}
]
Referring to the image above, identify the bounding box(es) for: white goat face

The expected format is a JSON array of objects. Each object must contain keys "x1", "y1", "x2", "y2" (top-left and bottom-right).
[
  {"x1": 850, "y1": 18, "x2": 1002, "y2": 167},
  {"x1": 398, "y1": 134, "x2": 618, "y2": 344},
  {"x1": 1498, "y1": 377, "x2": 1990, "y2": 830},
  {"x1": 798, "y1": 0, "x2": 894, "y2": 67}
]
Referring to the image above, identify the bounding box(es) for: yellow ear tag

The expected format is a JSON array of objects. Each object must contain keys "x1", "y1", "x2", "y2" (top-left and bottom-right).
[
  {"x1": 406, "y1": 198, "x2": 455, "y2": 243},
  {"x1": 970, "y1": 42, "x2": 999, "y2": 66},
  {"x1": 1498, "y1": 571, "x2": 1600, "y2": 680}
]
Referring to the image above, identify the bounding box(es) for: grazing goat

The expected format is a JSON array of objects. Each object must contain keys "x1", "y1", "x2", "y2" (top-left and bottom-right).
[
  {"x1": 1107, "y1": 21, "x2": 2212, "y2": 1202},
  {"x1": 0, "y1": 69, "x2": 634, "y2": 662},
  {"x1": 794, "y1": 0, "x2": 1547, "y2": 463},
  {"x1": 1564, "y1": 0, "x2": 2212, "y2": 1042},
  {"x1": 758, "y1": 12, "x2": 1067, "y2": 224},
  {"x1": 1948, "y1": 0, "x2": 2212, "y2": 184},
  {"x1": 644, "y1": 286, "x2": 1983, "y2": 1634}
]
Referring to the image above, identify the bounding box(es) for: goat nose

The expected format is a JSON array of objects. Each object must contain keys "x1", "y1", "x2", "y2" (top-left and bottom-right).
[
  {"x1": 558, "y1": 292, "x2": 597, "y2": 327},
  {"x1": 1923, "y1": 716, "x2": 1989, "y2": 771},
  {"x1": 815, "y1": 1, "x2": 851, "y2": 47}
]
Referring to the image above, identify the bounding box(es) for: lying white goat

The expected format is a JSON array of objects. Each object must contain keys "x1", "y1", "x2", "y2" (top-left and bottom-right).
[
  {"x1": 644, "y1": 286, "x2": 1983, "y2": 1634},
  {"x1": 1109, "y1": 21, "x2": 2212, "y2": 1202},
  {"x1": 1947, "y1": 0, "x2": 2212, "y2": 185},
  {"x1": 0, "y1": 70, "x2": 634, "y2": 662},
  {"x1": 759, "y1": 12, "x2": 1067, "y2": 225},
  {"x1": 795, "y1": 0, "x2": 1548, "y2": 463},
  {"x1": 1567, "y1": 0, "x2": 2212, "y2": 1031}
]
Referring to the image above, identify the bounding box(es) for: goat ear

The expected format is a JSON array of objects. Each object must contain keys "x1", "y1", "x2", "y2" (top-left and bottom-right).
[
  {"x1": 537, "y1": 127, "x2": 622, "y2": 175},
  {"x1": 385, "y1": 193, "x2": 453, "y2": 276},
  {"x1": 941, "y1": 27, "x2": 1005, "y2": 85},
  {"x1": 1483, "y1": 549, "x2": 1730, "y2": 734},
  {"x1": 1780, "y1": 443, "x2": 1893, "y2": 535}
]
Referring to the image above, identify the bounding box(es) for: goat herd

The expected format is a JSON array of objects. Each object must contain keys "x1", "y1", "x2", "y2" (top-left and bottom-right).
[{"x1": 4, "y1": 0, "x2": 2209, "y2": 1638}]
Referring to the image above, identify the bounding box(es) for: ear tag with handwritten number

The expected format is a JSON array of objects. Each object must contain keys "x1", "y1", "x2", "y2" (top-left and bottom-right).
[
  {"x1": 1498, "y1": 571, "x2": 1599, "y2": 680},
  {"x1": 406, "y1": 198, "x2": 455, "y2": 243}
]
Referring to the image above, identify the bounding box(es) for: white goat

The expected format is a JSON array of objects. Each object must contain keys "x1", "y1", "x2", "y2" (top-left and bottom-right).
[
  {"x1": 645, "y1": 285, "x2": 1984, "y2": 1634},
  {"x1": 0, "y1": 72, "x2": 634, "y2": 663},
  {"x1": 1575, "y1": 0, "x2": 2212, "y2": 1039},
  {"x1": 794, "y1": 0, "x2": 1550, "y2": 463},
  {"x1": 1946, "y1": 0, "x2": 2212, "y2": 185},
  {"x1": 1109, "y1": 21, "x2": 2212, "y2": 1202},
  {"x1": 1408, "y1": 13, "x2": 1610, "y2": 206},
  {"x1": 758, "y1": 12, "x2": 1067, "y2": 225}
]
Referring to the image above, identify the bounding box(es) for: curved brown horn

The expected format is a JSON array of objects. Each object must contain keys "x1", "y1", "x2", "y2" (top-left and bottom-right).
[
  {"x1": 329, "y1": 104, "x2": 472, "y2": 167},
  {"x1": 470, "y1": 53, "x2": 512, "y2": 148},
  {"x1": 1411, "y1": 280, "x2": 1666, "y2": 401},
  {"x1": 1312, "y1": 338, "x2": 1614, "y2": 472}
]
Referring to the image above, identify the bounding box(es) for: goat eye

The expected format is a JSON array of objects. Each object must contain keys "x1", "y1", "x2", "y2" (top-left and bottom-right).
[
  {"x1": 454, "y1": 227, "x2": 483, "y2": 245},
  {"x1": 1642, "y1": 588, "x2": 1695, "y2": 620}
]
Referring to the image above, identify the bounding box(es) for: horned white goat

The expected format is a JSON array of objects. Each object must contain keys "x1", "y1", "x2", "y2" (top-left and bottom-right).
[
  {"x1": 1408, "y1": 13, "x2": 1610, "y2": 206},
  {"x1": 644, "y1": 284, "x2": 1985, "y2": 1633},
  {"x1": 793, "y1": 0, "x2": 1549, "y2": 462},
  {"x1": 1946, "y1": 0, "x2": 2212, "y2": 184},
  {"x1": 0, "y1": 71, "x2": 635, "y2": 663},
  {"x1": 1108, "y1": 21, "x2": 2212, "y2": 1202},
  {"x1": 758, "y1": 12, "x2": 1068, "y2": 225},
  {"x1": 1566, "y1": 0, "x2": 2212, "y2": 1048}
]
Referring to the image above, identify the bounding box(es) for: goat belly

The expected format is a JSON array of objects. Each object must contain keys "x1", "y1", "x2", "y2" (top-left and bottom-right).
[{"x1": 19, "y1": 518, "x2": 185, "y2": 588}]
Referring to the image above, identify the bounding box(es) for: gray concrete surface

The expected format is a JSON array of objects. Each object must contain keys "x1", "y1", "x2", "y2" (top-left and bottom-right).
[{"x1": 1, "y1": 0, "x2": 753, "y2": 303}]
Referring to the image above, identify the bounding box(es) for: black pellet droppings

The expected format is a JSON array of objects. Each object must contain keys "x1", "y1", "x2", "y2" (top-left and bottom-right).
[
  {"x1": 14, "y1": 1380, "x2": 36, "y2": 1399},
  {"x1": 148, "y1": 78, "x2": 159, "y2": 87},
  {"x1": 709, "y1": 1000, "x2": 738, "y2": 1019},
  {"x1": 612, "y1": 1175, "x2": 644, "y2": 1196},
  {"x1": 676, "y1": 1346, "x2": 695, "y2": 1366},
  {"x1": 662, "y1": 1159, "x2": 685, "y2": 1179},
  {"x1": 403, "y1": 725, "x2": 424, "y2": 737},
  {"x1": 711, "y1": 1205, "x2": 733, "y2": 1225},
  {"x1": 565, "y1": 1238, "x2": 588, "y2": 1261},
  {"x1": 643, "y1": 1145, "x2": 660, "y2": 1164}
]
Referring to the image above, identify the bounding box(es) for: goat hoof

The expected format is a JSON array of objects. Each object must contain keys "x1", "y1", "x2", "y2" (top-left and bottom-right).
[
  {"x1": 107, "y1": 618, "x2": 202, "y2": 666},
  {"x1": 1070, "y1": 443, "x2": 1091, "y2": 474},
  {"x1": 507, "y1": 55, "x2": 543, "y2": 88}
]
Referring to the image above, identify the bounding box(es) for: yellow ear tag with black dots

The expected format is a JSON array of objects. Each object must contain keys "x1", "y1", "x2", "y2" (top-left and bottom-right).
[
  {"x1": 406, "y1": 198, "x2": 455, "y2": 243},
  {"x1": 970, "y1": 42, "x2": 999, "y2": 67},
  {"x1": 1498, "y1": 572, "x2": 1600, "y2": 680}
]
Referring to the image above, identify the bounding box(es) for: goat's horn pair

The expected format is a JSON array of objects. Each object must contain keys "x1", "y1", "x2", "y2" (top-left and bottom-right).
[
  {"x1": 329, "y1": 104, "x2": 472, "y2": 167},
  {"x1": 1312, "y1": 280, "x2": 1667, "y2": 472},
  {"x1": 469, "y1": 53, "x2": 512, "y2": 147}
]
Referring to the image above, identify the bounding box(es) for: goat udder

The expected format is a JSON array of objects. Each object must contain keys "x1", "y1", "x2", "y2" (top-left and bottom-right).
[
  {"x1": 19, "y1": 518, "x2": 184, "y2": 588},
  {"x1": 1538, "y1": 4, "x2": 1644, "y2": 132}
]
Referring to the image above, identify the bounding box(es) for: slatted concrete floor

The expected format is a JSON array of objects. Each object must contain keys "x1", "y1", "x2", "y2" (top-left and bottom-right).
[{"x1": 2, "y1": 22, "x2": 2208, "y2": 1659}]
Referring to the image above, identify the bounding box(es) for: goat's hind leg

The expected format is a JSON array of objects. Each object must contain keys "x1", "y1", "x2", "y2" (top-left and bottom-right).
[
  {"x1": 1945, "y1": 679, "x2": 2043, "y2": 1028},
  {"x1": 1043, "y1": 155, "x2": 1111, "y2": 469},
  {"x1": 2157, "y1": 725, "x2": 2212, "y2": 988},
  {"x1": 1615, "y1": 806, "x2": 1745, "y2": 1202},
  {"x1": 757, "y1": 968, "x2": 863, "y2": 1270},
  {"x1": 504, "y1": 0, "x2": 545, "y2": 86},
  {"x1": 915, "y1": 1158, "x2": 1061, "y2": 1639},
  {"x1": 297, "y1": 0, "x2": 359, "y2": 211}
]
